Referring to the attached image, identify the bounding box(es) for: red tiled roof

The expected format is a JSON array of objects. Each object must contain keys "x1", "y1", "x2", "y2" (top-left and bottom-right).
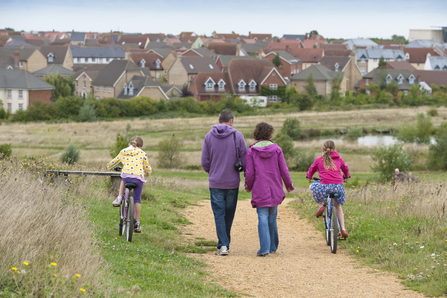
[
  {"x1": 386, "y1": 61, "x2": 417, "y2": 72},
  {"x1": 303, "y1": 39, "x2": 326, "y2": 48},
  {"x1": 249, "y1": 33, "x2": 272, "y2": 40},
  {"x1": 323, "y1": 49, "x2": 352, "y2": 57},
  {"x1": 129, "y1": 53, "x2": 164, "y2": 70},
  {"x1": 215, "y1": 33, "x2": 240, "y2": 40},
  {"x1": 190, "y1": 72, "x2": 232, "y2": 95},
  {"x1": 404, "y1": 48, "x2": 439, "y2": 64},
  {"x1": 287, "y1": 48, "x2": 324, "y2": 63},
  {"x1": 415, "y1": 70, "x2": 447, "y2": 86},
  {"x1": 208, "y1": 43, "x2": 237, "y2": 55},
  {"x1": 227, "y1": 59, "x2": 280, "y2": 93}
]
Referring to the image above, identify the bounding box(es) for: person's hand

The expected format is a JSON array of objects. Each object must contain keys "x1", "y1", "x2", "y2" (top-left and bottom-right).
[
  {"x1": 286, "y1": 187, "x2": 292, "y2": 193},
  {"x1": 245, "y1": 186, "x2": 251, "y2": 193}
]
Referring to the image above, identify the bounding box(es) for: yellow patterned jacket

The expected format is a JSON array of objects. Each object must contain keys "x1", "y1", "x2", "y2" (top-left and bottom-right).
[{"x1": 107, "y1": 146, "x2": 152, "y2": 181}]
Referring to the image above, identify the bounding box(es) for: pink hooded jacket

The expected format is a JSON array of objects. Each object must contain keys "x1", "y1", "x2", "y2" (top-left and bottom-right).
[
  {"x1": 245, "y1": 142, "x2": 294, "y2": 208},
  {"x1": 306, "y1": 151, "x2": 350, "y2": 184}
]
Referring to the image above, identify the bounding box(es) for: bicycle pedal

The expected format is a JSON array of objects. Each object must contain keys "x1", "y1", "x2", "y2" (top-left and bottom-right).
[
  {"x1": 339, "y1": 237, "x2": 347, "y2": 240},
  {"x1": 316, "y1": 215, "x2": 324, "y2": 218}
]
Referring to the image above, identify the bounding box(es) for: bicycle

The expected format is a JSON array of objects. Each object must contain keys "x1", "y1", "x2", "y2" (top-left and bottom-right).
[
  {"x1": 114, "y1": 167, "x2": 137, "y2": 242},
  {"x1": 309, "y1": 177, "x2": 348, "y2": 254}
]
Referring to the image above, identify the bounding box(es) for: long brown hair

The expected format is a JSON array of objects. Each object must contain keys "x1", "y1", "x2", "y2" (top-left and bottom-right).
[
  {"x1": 323, "y1": 140, "x2": 336, "y2": 170},
  {"x1": 129, "y1": 136, "x2": 144, "y2": 148}
]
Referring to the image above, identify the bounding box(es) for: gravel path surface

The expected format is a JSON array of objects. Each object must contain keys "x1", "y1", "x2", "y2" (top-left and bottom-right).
[{"x1": 183, "y1": 198, "x2": 424, "y2": 298}]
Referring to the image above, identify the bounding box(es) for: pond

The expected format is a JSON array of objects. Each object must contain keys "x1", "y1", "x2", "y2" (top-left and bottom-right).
[{"x1": 307, "y1": 135, "x2": 435, "y2": 146}]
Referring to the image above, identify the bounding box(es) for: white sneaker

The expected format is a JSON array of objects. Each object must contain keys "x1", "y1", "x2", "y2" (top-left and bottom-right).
[
  {"x1": 112, "y1": 196, "x2": 122, "y2": 207},
  {"x1": 216, "y1": 246, "x2": 228, "y2": 256}
]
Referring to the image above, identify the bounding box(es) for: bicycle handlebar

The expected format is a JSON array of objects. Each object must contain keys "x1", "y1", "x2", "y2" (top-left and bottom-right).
[
  {"x1": 114, "y1": 167, "x2": 122, "y2": 172},
  {"x1": 307, "y1": 176, "x2": 351, "y2": 183}
]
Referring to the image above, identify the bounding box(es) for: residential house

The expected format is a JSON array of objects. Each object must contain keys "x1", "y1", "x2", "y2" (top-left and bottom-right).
[
  {"x1": 33, "y1": 64, "x2": 73, "y2": 77},
  {"x1": 404, "y1": 48, "x2": 438, "y2": 70},
  {"x1": 129, "y1": 52, "x2": 166, "y2": 80},
  {"x1": 39, "y1": 46, "x2": 73, "y2": 70},
  {"x1": 147, "y1": 34, "x2": 167, "y2": 43},
  {"x1": 117, "y1": 75, "x2": 169, "y2": 100},
  {"x1": 70, "y1": 32, "x2": 86, "y2": 45},
  {"x1": 119, "y1": 35, "x2": 149, "y2": 49},
  {"x1": 146, "y1": 49, "x2": 177, "y2": 78},
  {"x1": 214, "y1": 33, "x2": 240, "y2": 40},
  {"x1": 355, "y1": 49, "x2": 405, "y2": 74},
  {"x1": 191, "y1": 36, "x2": 206, "y2": 49},
  {"x1": 168, "y1": 56, "x2": 219, "y2": 85},
  {"x1": 423, "y1": 56, "x2": 447, "y2": 71},
  {"x1": 91, "y1": 60, "x2": 145, "y2": 99},
  {"x1": 268, "y1": 40, "x2": 303, "y2": 51},
  {"x1": 303, "y1": 39, "x2": 326, "y2": 49},
  {"x1": 263, "y1": 51, "x2": 301, "y2": 79},
  {"x1": 145, "y1": 41, "x2": 171, "y2": 50},
  {"x1": 319, "y1": 53, "x2": 362, "y2": 91},
  {"x1": 287, "y1": 48, "x2": 324, "y2": 70},
  {"x1": 215, "y1": 55, "x2": 257, "y2": 72},
  {"x1": 406, "y1": 39, "x2": 445, "y2": 49},
  {"x1": 5, "y1": 39, "x2": 36, "y2": 48},
  {"x1": 160, "y1": 85, "x2": 182, "y2": 97},
  {"x1": 386, "y1": 61, "x2": 417, "y2": 72},
  {"x1": 0, "y1": 48, "x2": 47, "y2": 72},
  {"x1": 289, "y1": 64, "x2": 347, "y2": 96},
  {"x1": 207, "y1": 43, "x2": 238, "y2": 55},
  {"x1": 73, "y1": 64, "x2": 106, "y2": 98},
  {"x1": 355, "y1": 69, "x2": 418, "y2": 95},
  {"x1": 0, "y1": 69, "x2": 54, "y2": 113},
  {"x1": 415, "y1": 70, "x2": 447, "y2": 89},
  {"x1": 240, "y1": 42, "x2": 269, "y2": 57},
  {"x1": 181, "y1": 48, "x2": 217, "y2": 58},
  {"x1": 281, "y1": 34, "x2": 306, "y2": 42},
  {"x1": 343, "y1": 39, "x2": 379, "y2": 50},
  {"x1": 40, "y1": 31, "x2": 70, "y2": 41},
  {"x1": 70, "y1": 46, "x2": 125, "y2": 65},
  {"x1": 248, "y1": 33, "x2": 272, "y2": 41},
  {"x1": 0, "y1": 36, "x2": 11, "y2": 47},
  {"x1": 189, "y1": 59, "x2": 286, "y2": 103}
]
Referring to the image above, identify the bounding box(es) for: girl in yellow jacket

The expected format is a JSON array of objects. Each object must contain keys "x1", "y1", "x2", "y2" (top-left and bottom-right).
[{"x1": 107, "y1": 136, "x2": 152, "y2": 233}]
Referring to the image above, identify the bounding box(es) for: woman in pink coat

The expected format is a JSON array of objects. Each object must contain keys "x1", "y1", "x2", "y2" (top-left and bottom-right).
[{"x1": 245, "y1": 122, "x2": 294, "y2": 257}]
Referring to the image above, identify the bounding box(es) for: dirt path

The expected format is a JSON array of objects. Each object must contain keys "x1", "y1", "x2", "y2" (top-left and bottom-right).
[{"x1": 183, "y1": 198, "x2": 424, "y2": 298}]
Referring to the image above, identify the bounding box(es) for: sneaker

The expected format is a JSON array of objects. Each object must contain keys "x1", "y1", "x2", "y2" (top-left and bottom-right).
[
  {"x1": 315, "y1": 206, "x2": 325, "y2": 216},
  {"x1": 134, "y1": 221, "x2": 141, "y2": 233},
  {"x1": 112, "y1": 196, "x2": 122, "y2": 207},
  {"x1": 341, "y1": 230, "x2": 349, "y2": 238},
  {"x1": 216, "y1": 246, "x2": 228, "y2": 256},
  {"x1": 257, "y1": 252, "x2": 269, "y2": 257}
]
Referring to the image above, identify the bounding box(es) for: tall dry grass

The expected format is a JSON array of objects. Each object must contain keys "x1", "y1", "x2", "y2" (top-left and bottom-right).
[{"x1": 0, "y1": 157, "x2": 110, "y2": 296}]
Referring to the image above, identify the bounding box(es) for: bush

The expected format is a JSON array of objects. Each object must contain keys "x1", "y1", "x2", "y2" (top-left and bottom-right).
[
  {"x1": 370, "y1": 143, "x2": 413, "y2": 182},
  {"x1": 109, "y1": 133, "x2": 129, "y2": 159},
  {"x1": 157, "y1": 136, "x2": 184, "y2": 168},
  {"x1": 344, "y1": 127, "x2": 363, "y2": 141},
  {"x1": 281, "y1": 118, "x2": 302, "y2": 140},
  {"x1": 274, "y1": 133, "x2": 297, "y2": 163},
  {"x1": 0, "y1": 144, "x2": 12, "y2": 159},
  {"x1": 397, "y1": 113, "x2": 433, "y2": 144},
  {"x1": 60, "y1": 143, "x2": 80, "y2": 165},
  {"x1": 427, "y1": 109, "x2": 438, "y2": 117},
  {"x1": 427, "y1": 122, "x2": 447, "y2": 170},
  {"x1": 293, "y1": 150, "x2": 315, "y2": 171},
  {"x1": 78, "y1": 99, "x2": 97, "y2": 122}
]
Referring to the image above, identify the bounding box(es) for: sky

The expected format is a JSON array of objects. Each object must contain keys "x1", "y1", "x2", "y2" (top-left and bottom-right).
[{"x1": 1, "y1": 0, "x2": 447, "y2": 39}]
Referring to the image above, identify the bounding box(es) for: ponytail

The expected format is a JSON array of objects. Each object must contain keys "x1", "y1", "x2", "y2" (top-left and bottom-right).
[
  {"x1": 322, "y1": 140, "x2": 336, "y2": 170},
  {"x1": 129, "y1": 136, "x2": 144, "y2": 148}
]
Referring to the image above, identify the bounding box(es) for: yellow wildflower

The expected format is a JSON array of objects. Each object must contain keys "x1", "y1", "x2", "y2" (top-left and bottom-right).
[
  {"x1": 23, "y1": 262, "x2": 29, "y2": 266},
  {"x1": 51, "y1": 262, "x2": 57, "y2": 266},
  {"x1": 80, "y1": 288, "x2": 86, "y2": 292},
  {"x1": 76, "y1": 274, "x2": 81, "y2": 278}
]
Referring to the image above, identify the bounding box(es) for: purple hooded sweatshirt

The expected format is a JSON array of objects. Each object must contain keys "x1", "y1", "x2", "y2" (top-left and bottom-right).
[
  {"x1": 245, "y1": 141, "x2": 294, "y2": 208},
  {"x1": 201, "y1": 124, "x2": 247, "y2": 189}
]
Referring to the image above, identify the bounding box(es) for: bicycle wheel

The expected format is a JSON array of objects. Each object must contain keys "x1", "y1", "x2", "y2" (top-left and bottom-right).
[
  {"x1": 324, "y1": 207, "x2": 330, "y2": 246},
  {"x1": 330, "y1": 207, "x2": 339, "y2": 254},
  {"x1": 119, "y1": 200, "x2": 125, "y2": 236},
  {"x1": 126, "y1": 195, "x2": 135, "y2": 242}
]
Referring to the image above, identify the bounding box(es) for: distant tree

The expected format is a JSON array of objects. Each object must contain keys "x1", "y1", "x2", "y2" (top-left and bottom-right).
[
  {"x1": 391, "y1": 34, "x2": 407, "y2": 44},
  {"x1": 43, "y1": 73, "x2": 75, "y2": 100},
  {"x1": 378, "y1": 56, "x2": 387, "y2": 69},
  {"x1": 370, "y1": 143, "x2": 413, "y2": 182},
  {"x1": 157, "y1": 136, "x2": 184, "y2": 168},
  {"x1": 281, "y1": 118, "x2": 302, "y2": 140},
  {"x1": 5, "y1": 27, "x2": 14, "y2": 31},
  {"x1": 180, "y1": 85, "x2": 193, "y2": 97},
  {"x1": 428, "y1": 122, "x2": 447, "y2": 170},
  {"x1": 305, "y1": 73, "x2": 318, "y2": 100},
  {"x1": 309, "y1": 30, "x2": 319, "y2": 38},
  {"x1": 274, "y1": 133, "x2": 297, "y2": 163},
  {"x1": 330, "y1": 74, "x2": 342, "y2": 101},
  {"x1": 272, "y1": 53, "x2": 282, "y2": 67}
]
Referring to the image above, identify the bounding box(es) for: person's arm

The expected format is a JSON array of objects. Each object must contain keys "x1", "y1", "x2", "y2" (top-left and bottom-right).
[
  {"x1": 339, "y1": 157, "x2": 350, "y2": 179},
  {"x1": 201, "y1": 135, "x2": 210, "y2": 173},
  {"x1": 107, "y1": 152, "x2": 122, "y2": 170},
  {"x1": 238, "y1": 132, "x2": 248, "y2": 171},
  {"x1": 278, "y1": 149, "x2": 294, "y2": 192},
  {"x1": 306, "y1": 158, "x2": 319, "y2": 181},
  {"x1": 143, "y1": 153, "x2": 152, "y2": 177},
  {"x1": 244, "y1": 150, "x2": 254, "y2": 192}
]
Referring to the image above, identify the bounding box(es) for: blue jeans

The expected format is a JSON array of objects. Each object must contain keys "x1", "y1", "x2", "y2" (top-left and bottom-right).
[
  {"x1": 209, "y1": 188, "x2": 239, "y2": 249},
  {"x1": 256, "y1": 206, "x2": 279, "y2": 254}
]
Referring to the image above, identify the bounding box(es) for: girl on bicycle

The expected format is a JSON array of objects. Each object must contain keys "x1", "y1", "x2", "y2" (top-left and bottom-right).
[
  {"x1": 245, "y1": 122, "x2": 294, "y2": 256},
  {"x1": 107, "y1": 136, "x2": 152, "y2": 233},
  {"x1": 306, "y1": 140, "x2": 350, "y2": 238}
]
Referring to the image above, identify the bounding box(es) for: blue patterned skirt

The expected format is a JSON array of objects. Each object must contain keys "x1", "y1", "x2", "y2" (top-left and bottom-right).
[{"x1": 310, "y1": 181, "x2": 346, "y2": 205}]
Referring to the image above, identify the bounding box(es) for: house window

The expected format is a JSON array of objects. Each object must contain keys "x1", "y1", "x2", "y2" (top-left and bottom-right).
[
  {"x1": 75, "y1": 81, "x2": 78, "y2": 87},
  {"x1": 106, "y1": 58, "x2": 110, "y2": 62},
  {"x1": 129, "y1": 82, "x2": 134, "y2": 96},
  {"x1": 397, "y1": 75, "x2": 404, "y2": 84},
  {"x1": 155, "y1": 59, "x2": 161, "y2": 69},
  {"x1": 249, "y1": 81, "x2": 257, "y2": 91},
  {"x1": 99, "y1": 58, "x2": 103, "y2": 63},
  {"x1": 218, "y1": 80, "x2": 225, "y2": 91},
  {"x1": 83, "y1": 82, "x2": 86, "y2": 88},
  {"x1": 19, "y1": 90, "x2": 23, "y2": 98},
  {"x1": 95, "y1": 86, "x2": 99, "y2": 91},
  {"x1": 386, "y1": 74, "x2": 392, "y2": 84},
  {"x1": 269, "y1": 84, "x2": 278, "y2": 90},
  {"x1": 92, "y1": 58, "x2": 96, "y2": 63},
  {"x1": 18, "y1": 103, "x2": 23, "y2": 111},
  {"x1": 108, "y1": 87, "x2": 111, "y2": 93},
  {"x1": 404, "y1": 90, "x2": 408, "y2": 95},
  {"x1": 140, "y1": 59, "x2": 146, "y2": 67},
  {"x1": 19, "y1": 61, "x2": 23, "y2": 67},
  {"x1": 74, "y1": 58, "x2": 78, "y2": 63},
  {"x1": 361, "y1": 67, "x2": 366, "y2": 73},
  {"x1": 164, "y1": 70, "x2": 167, "y2": 75},
  {"x1": 103, "y1": 87, "x2": 106, "y2": 92},
  {"x1": 334, "y1": 63, "x2": 339, "y2": 72},
  {"x1": 205, "y1": 78, "x2": 215, "y2": 91},
  {"x1": 366, "y1": 79, "x2": 369, "y2": 86},
  {"x1": 156, "y1": 72, "x2": 160, "y2": 78},
  {"x1": 7, "y1": 103, "x2": 11, "y2": 113},
  {"x1": 434, "y1": 65, "x2": 440, "y2": 70},
  {"x1": 373, "y1": 58, "x2": 377, "y2": 62},
  {"x1": 443, "y1": 66, "x2": 447, "y2": 71},
  {"x1": 409, "y1": 75, "x2": 415, "y2": 84},
  {"x1": 269, "y1": 95, "x2": 277, "y2": 102},
  {"x1": 7, "y1": 90, "x2": 12, "y2": 98},
  {"x1": 124, "y1": 83, "x2": 128, "y2": 95},
  {"x1": 238, "y1": 81, "x2": 246, "y2": 92},
  {"x1": 48, "y1": 54, "x2": 54, "y2": 62}
]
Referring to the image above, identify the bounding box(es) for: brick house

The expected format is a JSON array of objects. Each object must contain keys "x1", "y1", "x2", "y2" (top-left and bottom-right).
[
  {"x1": 319, "y1": 53, "x2": 362, "y2": 90},
  {"x1": 70, "y1": 46, "x2": 125, "y2": 65},
  {"x1": 129, "y1": 52, "x2": 166, "y2": 80},
  {"x1": 168, "y1": 56, "x2": 219, "y2": 85},
  {"x1": 73, "y1": 64, "x2": 107, "y2": 98},
  {"x1": 404, "y1": 48, "x2": 438, "y2": 70},
  {"x1": 287, "y1": 48, "x2": 324, "y2": 70},
  {"x1": 0, "y1": 69, "x2": 54, "y2": 113},
  {"x1": 354, "y1": 69, "x2": 418, "y2": 95},
  {"x1": 189, "y1": 59, "x2": 287, "y2": 103},
  {"x1": 117, "y1": 75, "x2": 169, "y2": 101},
  {"x1": 263, "y1": 51, "x2": 302, "y2": 79}
]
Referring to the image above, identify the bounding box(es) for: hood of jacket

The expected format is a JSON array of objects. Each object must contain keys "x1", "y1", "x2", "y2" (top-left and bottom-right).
[
  {"x1": 210, "y1": 124, "x2": 237, "y2": 139},
  {"x1": 330, "y1": 151, "x2": 341, "y2": 160},
  {"x1": 250, "y1": 143, "x2": 279, "y2": 159},
  {"x1": 122, "y1": 146, "x2": 141, "y2": 157}
]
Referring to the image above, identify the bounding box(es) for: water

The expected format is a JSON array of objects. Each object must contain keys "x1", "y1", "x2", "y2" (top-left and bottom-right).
[{"x1": 306, "y1": 135, "x2": 435, "y2": 147}]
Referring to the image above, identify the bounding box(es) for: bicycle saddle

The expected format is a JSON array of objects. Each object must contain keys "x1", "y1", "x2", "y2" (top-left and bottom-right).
[
  {"x1": 325, "y1": 190, "x2": 340, "y2": 197},
  {"x1": 125, "y1": 182, "x2": 138, "y2": 190}
]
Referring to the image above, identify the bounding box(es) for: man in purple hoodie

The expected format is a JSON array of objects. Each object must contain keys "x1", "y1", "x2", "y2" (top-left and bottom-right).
[{"x1": 201, "y1": 109, "x2": 247, "y2": 256}]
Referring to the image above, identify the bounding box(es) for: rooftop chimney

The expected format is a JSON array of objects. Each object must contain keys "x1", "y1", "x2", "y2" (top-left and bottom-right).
[{"x1": 14, "y1": 51, "x2": 19, "y2": 68}]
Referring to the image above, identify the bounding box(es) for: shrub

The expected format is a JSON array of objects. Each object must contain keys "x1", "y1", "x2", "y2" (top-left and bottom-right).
[
  {"x1": 427, "y1": 122, "x2": 447, "y2": 170},
  {"x1": 109, "y1": 133, "x2": 129, "y2": 159},
  {"x1": 344, "y1": 127, "x2": 363, "y2": 141},
  {"x1": 370, "y1": 143, "x2": 413, "y2": 182},
  {"x1": 274, "y1": 133, "x2": 297, "y2": 163},
  {"x1": 60, "y1": 143, "x2": 80, "y2": 165},
  {"x1": 78, "y1": 99, "x2": 97, "y2": 122},
  {"x1": 157, "y1": 136, "x2": 184, "y2": 168},
  {"x1": 0, "y1": 143, "x2": 12, "y2": 159},
  {"x1": 293, "y1": 150, "x2": 315, "y2": 171},
  {"x1": 427, "y1": 109, "x2": 438, "y2": 117},
  {"x1": 397, "y1": 113, "x2": 433, "y2": 144},
  {"x1": 281, "y1": 118, "x2": 302, "y2": 140}
]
